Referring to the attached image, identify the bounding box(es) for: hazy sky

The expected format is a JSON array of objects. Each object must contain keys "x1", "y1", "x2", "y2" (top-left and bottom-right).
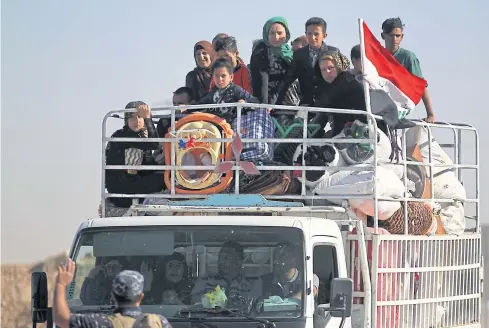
[{"x1": 2, "y1": 0, "x2": 489, "y2": 263}]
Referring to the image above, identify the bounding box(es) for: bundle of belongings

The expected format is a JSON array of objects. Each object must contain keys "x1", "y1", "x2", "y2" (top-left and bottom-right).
[
  {"x1": 135, "y1": 108, "x2": 301, "y2": 216},
  {"x1": 157, "y1": 109, "x2": 298, "y2": 196},
  {"x1": 105, "y1": 103, "x2": 467, "y2": 236},
  {"x1": 292, "y1": 120, "x2": 467, "y2": 235}
]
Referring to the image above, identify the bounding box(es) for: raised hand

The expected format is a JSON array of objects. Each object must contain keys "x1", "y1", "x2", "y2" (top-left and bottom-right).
[
  {"x1": 137, "y1": 104, "x2": 151, "y2": 119},
  {"x1": 140, "y1": 261, "x2": 154, "y2": 291},
  {"x1": 57, "y1": 259, "x2": 76, "y2": 287}
]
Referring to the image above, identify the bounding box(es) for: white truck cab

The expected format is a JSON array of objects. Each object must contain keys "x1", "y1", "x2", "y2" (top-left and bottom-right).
[
  {"x1": 63, "y1": 204, "x2": 355, "y2": 328},
  {"x1": 31, "y1": 102, "x2": 482, "y2": 328}
]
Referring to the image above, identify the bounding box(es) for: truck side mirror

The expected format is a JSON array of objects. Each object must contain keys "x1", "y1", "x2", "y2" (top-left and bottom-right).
[
  {"x1": 317, "y1": 278, "x2": 353, "y2": 319},
  {"x1": 31, "y1": 272, "x2": 48, "y2": 325},
  {"x1": 329, "y1": 278, "x2": 353, "y2": 318}
]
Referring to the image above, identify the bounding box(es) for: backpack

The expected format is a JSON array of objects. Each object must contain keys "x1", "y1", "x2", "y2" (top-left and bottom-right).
[{"x1": 108, "y1": 313, "x2": 164, "y2": 328}]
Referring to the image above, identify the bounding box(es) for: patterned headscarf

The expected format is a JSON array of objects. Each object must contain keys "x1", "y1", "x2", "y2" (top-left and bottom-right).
[
  {"x1": 124, "y1": 101, "x2": 146, "y2": 126},
  {"x1": 319, "y1": 50, "x2": 351, "y2": 74},
  {"x1": 123, "y1": 100, "x2": 149, "y2": 137}
]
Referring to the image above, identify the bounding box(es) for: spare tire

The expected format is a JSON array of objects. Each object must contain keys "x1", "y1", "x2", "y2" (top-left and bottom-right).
[{"x1": 403, "y1": 156, "x2": 427, "y2": 199}]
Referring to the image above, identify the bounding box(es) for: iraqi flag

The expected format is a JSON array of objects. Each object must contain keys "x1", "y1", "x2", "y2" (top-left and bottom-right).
[{"x1": 360, "y1": 20, "x2": 427, "y2": 125}]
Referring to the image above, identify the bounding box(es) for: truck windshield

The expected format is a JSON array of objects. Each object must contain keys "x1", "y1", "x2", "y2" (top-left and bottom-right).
[{"x1": 67, "y1": 226, "x2": 305, "y2": 320}]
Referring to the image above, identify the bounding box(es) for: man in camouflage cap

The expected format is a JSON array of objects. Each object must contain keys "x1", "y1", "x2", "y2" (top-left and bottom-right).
[
  {"x1": 53, "y1": 259, "x2": 171, "y2": 328},
  {"x1": 111, "y1": 270, "x2": 145, "y2": 304}
]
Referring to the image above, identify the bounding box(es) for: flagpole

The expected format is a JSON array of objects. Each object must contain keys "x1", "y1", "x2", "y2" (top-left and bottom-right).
[
  {"x1": 358, "y1": 18, "x2": 379, "y2": 235},
  {"x1": 358, "y1": 18, "x2": 372, "y2": 115}
]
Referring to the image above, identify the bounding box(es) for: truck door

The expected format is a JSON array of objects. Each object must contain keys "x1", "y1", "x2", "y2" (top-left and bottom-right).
[{"x1": 310, "y1": 236, "x2": 351, "y2": 328}]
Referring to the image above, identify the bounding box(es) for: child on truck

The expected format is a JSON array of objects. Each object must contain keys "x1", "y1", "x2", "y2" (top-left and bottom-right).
[
  {"x1": 191, "y1": 58, "x2": 259, "y2": 123},
  {"x1": 105, "y1": 101, "x2": 165, "y2": 210},
  {"x1": 195, "y1": 58, "x2": 275, "y2": 162},
  {"x1": 212, "y1": 36, "x2": 252, "y2": 93}
]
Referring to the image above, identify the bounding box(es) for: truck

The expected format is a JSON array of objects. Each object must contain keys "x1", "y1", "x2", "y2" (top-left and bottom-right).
[{"x1": 31, "y1": 103, "x2": 482, "y2": 328}]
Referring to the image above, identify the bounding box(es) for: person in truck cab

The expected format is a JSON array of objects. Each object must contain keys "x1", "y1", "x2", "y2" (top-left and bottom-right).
[
  {"x1": 190, "y1": 240, "x2": 262, "y2": 309},
  {"x1": 54, "y1": 259, "x2": 171, "y2": 328},
  {"x1": 80, "y1": 258, "x2": 124, "y2": 305},
  {"x1": 212, "y1": 36, "x2": 252, "y2": 93},
  {"x1": 147, "y1": 252, "x2": 193, "y2": 306},
  {"x1": 381, "y1": 17, "x2": 435, "y2": 123},
  {"x1": 80, "y1": 258, "x2": 155, "y2": 307},
  {"x1": 262, "y1": 243, "x2": 303, "y2": 301}
]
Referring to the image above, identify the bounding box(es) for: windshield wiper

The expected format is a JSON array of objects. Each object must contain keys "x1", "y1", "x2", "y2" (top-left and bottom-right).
[
  {"x1": 175, "y1": 309, "x2": 217, "y2": 328},
  {"x1": 179, "y1": 307, "x2": 276, "y2": 328},
  {"x1": 71, "y1": 305, "x2": 117, "y2": 314}
]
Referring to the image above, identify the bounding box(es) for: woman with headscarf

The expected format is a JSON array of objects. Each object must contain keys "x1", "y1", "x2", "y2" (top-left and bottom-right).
[
  {"x1": 152, "y1": 252, "x2": 193, "y2": 305},
  {"x1": 105, "y1": 101, "x2": 165, "y2": 209},
  {"x1": 185, "y1": 41, "x2": 216, "y2": 102},
  {"x1": 250, "y1": 16, "x2": 300, "y2": 106},
  {"x1": 311, "y1": 50, "x2": 368, "y2": 136}
]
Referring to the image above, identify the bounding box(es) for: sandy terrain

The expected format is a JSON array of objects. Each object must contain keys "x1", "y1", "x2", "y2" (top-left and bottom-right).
[{"x1": 1, "y1": 252, "x2": 69, "y2": 328}]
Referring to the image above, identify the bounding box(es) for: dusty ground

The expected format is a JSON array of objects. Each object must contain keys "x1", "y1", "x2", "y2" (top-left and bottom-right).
[{"x1": 1, "y1": 252, "x2": 69, "y2": 328}]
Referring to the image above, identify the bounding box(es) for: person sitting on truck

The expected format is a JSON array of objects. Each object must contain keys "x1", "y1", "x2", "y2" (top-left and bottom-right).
[
  {"x1": 309, "y1": 50, "x2": 367, "y2": 137},
  {"x1": 309, "y1": 51, "x2": 389, "y2": 137},
  {"x1": 349, "y1": 44, "x2": 362, "y2": 77},
  {"x1": 190, "y1": 58, "x2": 259, "y2": 123},
  {"x1": 190, "y1": 240, "x2": 262, "y2": 309},
  {"x1": 275, "y1": 17, "x2": 340, "y2": 106},
  {"x1": 172, "y1": 86, "x2": 194, "y2": 107},
  {"x1": 153, "y1": 87, "x2": 195, "y2": 165},
  {"x1": 156, "y1": 87, "x2": 195, "y2": 139},
  {"x1": 185, "y1": 40, "x2": 216, "y2": 102},
  {"x1": 212, "y1": 33, "x2": 229, "y2": 48},
  {"x1": 212, "y1": 33, "x2": 247, "y2": 67},
  {"x1": 105, "y1": 101, "x2": 165, "y2": 209},
  {"x1": 54, "y1": 259, "x2": 172, "y2": 328},
  {"x1": 212, "y1": 36, "x2": 252, "y2": 93},
  {"x1": 261, "y1": 243, "x2": 303, "y2": 301},
  {"x1": 249, "y1": 16, "x2": 300, "y2": 106},
  {"x1": 381, "y1": 17, "x2": 435, "y2": 123},
  {"x1": 291, "y1": 35, "x2": 308, "y2": 52}
]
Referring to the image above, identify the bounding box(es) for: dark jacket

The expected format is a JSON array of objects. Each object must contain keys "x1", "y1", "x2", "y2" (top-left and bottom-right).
[
  {"x1": 193, "y1": 82, "x2": 259, "y2": 123},
  {"x1": 276, "y1": 43, "x2": 339, "y2": 106},
  {"x1": 249, "y1": 41, "x2": 299, "y2": 105},
  {"x1": 105, "y1": 119, "x2": 162, "y2": 208},
  {"x1": 261, "y1": 271, "x2": 303, "y2": 300},
  {"x1": 311, "y1": 71, "x2": 367, "y2": 136},
  {"x1": 210, "y1": 61, "x2": 252, "y2": 94},
  {"x1": 185, "y1": 68, "x2": 212, "y2": 102}
]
